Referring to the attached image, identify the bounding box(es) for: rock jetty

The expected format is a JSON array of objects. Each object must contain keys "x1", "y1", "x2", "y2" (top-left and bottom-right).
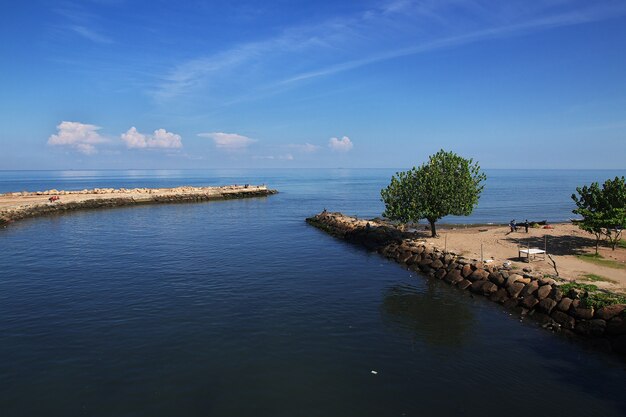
[
  {"x1": 307, "y1": 211, "x2": 626, "y2": 356},
  {"x1": 0, "y1": 185, "x2": 277, "y2": 226}
]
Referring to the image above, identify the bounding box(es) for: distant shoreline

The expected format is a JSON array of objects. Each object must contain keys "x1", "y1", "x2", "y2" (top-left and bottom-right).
[{"x1": 0, "y1": 185, "x2": 277, "y2": 227}]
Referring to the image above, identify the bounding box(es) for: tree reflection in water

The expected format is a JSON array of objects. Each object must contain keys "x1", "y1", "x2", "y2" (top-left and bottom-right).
[{"x1": 381, "y1": 279, "x2": 475, "y2": 348}]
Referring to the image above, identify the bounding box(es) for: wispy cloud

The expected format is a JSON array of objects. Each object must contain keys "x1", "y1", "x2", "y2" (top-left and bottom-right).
[
  {"x1": 197, "y1": 132, "x2": 257, "y2": 150},
  {"x1": 69, "y1": 25, "x2": 113, "y2": 44},
  {"x1": 48, "y1": 121, "x2": 108, "y2": 155},
  {"x1": 153, "y1": 0, "x2": 626, "y2": 104}
]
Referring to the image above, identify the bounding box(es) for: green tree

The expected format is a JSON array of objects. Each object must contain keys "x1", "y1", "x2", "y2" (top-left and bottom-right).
[
  {"x1": 572, "y1": 176, "x2": 626, "y2": 254},
  {"x1": 381, "y1": 150, "x2": 486, "y2": 237}
]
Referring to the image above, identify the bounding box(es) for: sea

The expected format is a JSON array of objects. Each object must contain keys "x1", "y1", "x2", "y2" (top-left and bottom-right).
[{"x1": 1, "y1": 169, "x2": 625, "y2": 417}]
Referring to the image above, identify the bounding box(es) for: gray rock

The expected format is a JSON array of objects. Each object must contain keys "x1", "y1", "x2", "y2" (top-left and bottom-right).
[
  {"x1": 444, "y1": 270, "x2": 463, "y2": 285},
  {"x1": 457, "y1": 279, "x2": 472, "y2": 290},
  {"x1": 571, "y1": 306, "x2": 594, "y2": 320},
  {"x1": 431, "y1": 259, "x2": 444, "y2": 269},
  {"x1": 595, "y1": 304, "x2": 626, "y2": 321},
  {"x1": 536, "y1": 285, "x2": 552, "y2": 300},
  {"x1": 521, "y1": 295, "x2": 539, "y2": 309},
  {"x1": 488, "y1": 272, "x2": 505, "y2": 287},
  {"x1": 470, "y1": 268, "x2": 490, "y2": 282},
  {"x1": 520, "y1": 281, "x2": 539, "y2": 298},
  {"x1": 481, "y1": 282, "x2": 498, "y2": 296},
  {"x1": 551, "y1": 311, "x2": 576, "y2": 330},
  {"x1": 506, "y1": 282, "x2": 525, "y2": 298},
  {"x1": 575, "y1": 319, "x2": 606, "y2": 337},
  {"x1": 537, "y1": 298, "x2": 557, "y2": 315},
  {"x1": 461, "y1": 264, "x2": 473, "y2": 278},
  {"x1": 470, "y1": 280, "x2": 488, "y2": 294},
  {"x1": 557, "y1": 297, "x2": 573, "y2": 312},
  {"x1": 539, "y1": 277, "x2": 557, "y2": 286},
  {"x1": 489, "y1": 288, "x2": 509, "y2": 304},
  {"x1": 435, "y1": 268, "x2": 447, "y2": 280}
]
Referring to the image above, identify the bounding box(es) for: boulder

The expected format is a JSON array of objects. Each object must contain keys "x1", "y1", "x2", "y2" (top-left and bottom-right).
[
  {"x1": 469, "y1": 268, "x2": 490, "y2": 282},
  {"x1": 470, "y1": 280, "x2": 488, "y2": 294},
  {"x1": 550, "y1": 287, "x2": 563, "y2": 302},
  {"x1": 481, "y1": 282, "x2": 498, "y2": 296},
  {"x1": 461, "y1": 264, "x2": 473, "y2": 278},
  {"x1": 539, "y1": 277, "x2": 557, "y2": 286},
  {"x1": 489, "y1": 288, "x2": 509, "y2": 304},
  {"x1": 536, "y1": 285, "x2": 552, "y2": 300},
  {"x1": 434, "y1": 268, "x2": 446, "y2": 279},
  {"x1": 520, "y1": 281, "x2": 539, "y2": 298},
  {"x1": 557, "y1": 297, "x2": 573, "y2": 312},
  {"x1": 444, "y1": 270, "x2": 463, "y2": 285},
  {"x1": 430, "y1": 259, "x2": 444, "y2": 270},
  {"x1": 506, "y1": 274, "x2": 523, "y2": 286},
  {"x1": 457, "y1": 279, "x2": 472, "y2": 290},
  {"x1": 551, "y1": 311, "x2": 576, "y2": 330},
  {"x1": 506, "y1": 282, "x2": 525, "y2": 298},
  {"x1": 537, "y1": 298, "x2": 557, "y2": 315},
  {"x1": 595, "y1": 304, "x2": 626, "y2": 321},
  {"x1": 488, "y1": 272, "x2": 505, "y2": 287},
  {"x1": 571, "y1": 306, "x2": 594, "y2": 320},
  {"x1": 575, "y1": 319, "x2": 606, "y2": 337},
  {"x1": 521, "y1": 295, "x2": 539, "y2": 309}
]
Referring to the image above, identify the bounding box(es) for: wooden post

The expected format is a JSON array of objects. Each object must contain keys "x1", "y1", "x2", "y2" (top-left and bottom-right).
[
  {"x1": 445, "y1": 234, "x2": 447, "y2": 252},
  {"x1": 481, "y1": 242, "x2": 483, "y2": 263}
]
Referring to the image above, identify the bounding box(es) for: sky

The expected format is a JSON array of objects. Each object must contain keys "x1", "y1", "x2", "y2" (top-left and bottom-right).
[{"x1": 0, "y1": 0, "x2": 625, "y2": 170}]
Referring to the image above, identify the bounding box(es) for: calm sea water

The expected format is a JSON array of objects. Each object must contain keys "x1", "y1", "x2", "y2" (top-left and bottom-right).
[{"x1": 1, "y1": 169, "x2": 626, "y2": 417}]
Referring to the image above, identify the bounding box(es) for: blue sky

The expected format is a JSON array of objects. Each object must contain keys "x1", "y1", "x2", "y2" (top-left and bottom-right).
[{"x1": 1, "y1": 0, "x2": 625, "y2": 170}]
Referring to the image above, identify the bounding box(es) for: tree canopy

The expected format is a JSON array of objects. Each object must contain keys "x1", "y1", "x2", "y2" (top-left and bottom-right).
[
  {"x1": 381, "y1": 150, "x2": 486, "y2": 237},
  {"x1": 572, "y1": 176, "x2": 626, "y2": 253}
]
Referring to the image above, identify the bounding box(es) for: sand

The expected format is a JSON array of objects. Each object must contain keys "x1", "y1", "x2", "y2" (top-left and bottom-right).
[{"x1": 422, "y1": 223, "x2": 626, "y2": 292}]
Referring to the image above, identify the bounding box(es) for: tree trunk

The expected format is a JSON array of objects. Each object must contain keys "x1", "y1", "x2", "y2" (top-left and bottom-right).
[{"x1": 428, "y1": 219, "x2": 437, "y2": 237}]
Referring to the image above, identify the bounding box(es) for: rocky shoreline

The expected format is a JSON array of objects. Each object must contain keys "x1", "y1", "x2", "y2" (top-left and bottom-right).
[
  {"x1": 307, "y1": 211, "x2": 626, "y2": 357},
  {"x1": 0, "y1": 185, "x2": 277, "y2": 226}
]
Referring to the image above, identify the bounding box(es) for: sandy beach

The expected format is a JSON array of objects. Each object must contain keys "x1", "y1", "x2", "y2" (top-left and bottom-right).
[{"x1": 427, "y1": 223, "x2": 626, "y2": 292}]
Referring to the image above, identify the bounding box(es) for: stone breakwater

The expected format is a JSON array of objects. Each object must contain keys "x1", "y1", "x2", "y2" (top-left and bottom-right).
[
  {"x1": 307, "y1": 211, "x2": 626, "y2": 356},
  {"x1": 0, "y1": 185, "x2": 277, "y2": 226}
]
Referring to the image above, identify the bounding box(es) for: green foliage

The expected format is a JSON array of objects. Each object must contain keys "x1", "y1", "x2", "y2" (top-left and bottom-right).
[
  {"x1": 577, "y1": 253, "x2": 625, "y2": 270},
  {"x1": 558, "y1": 282, "x2": 626, "y2": 309},
  {"x1": 580, "y1": 273, "x2": 617, "y2": 283},
  {"x1": 380, "y1": 150, "x2": 486, "y2": 237},
  {"x1": 582, "y1": 292, "x2": 626, "y2": 309},
  {"x1": 572, "y1": 176, "x2": 626, "y2": 253},
  {"x1": 559, "y1": 282, "x2": 598, "y2": 293}
]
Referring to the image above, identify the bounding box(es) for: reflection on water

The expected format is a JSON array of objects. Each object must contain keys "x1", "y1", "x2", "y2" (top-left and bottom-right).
[{"x1": 381, "y1": 280, "x2": 474, "y2": 348}]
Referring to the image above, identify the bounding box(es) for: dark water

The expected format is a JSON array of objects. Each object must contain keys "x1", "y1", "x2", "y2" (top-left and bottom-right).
[{"x1": 1, "y1": 169, "x2": 626, "y2": 416}]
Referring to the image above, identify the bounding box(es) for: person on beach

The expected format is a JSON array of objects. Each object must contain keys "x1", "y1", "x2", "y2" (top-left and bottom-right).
[
  {"x1": 524, "y1": 220, "x2": 529, "y2": 233},
  {"x1": 509, "y1": 219, "x2": 516, "y2": 233}
]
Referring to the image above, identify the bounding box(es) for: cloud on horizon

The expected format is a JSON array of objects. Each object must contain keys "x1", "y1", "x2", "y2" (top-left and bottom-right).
[
  {"x1": 121, "y1": 127, "x2": 182, "y2": 149},
  {"x1": 48, "y1": 121, "x2": 107, "y2": 155},
  {"x1": 288, "y1": 143, "x2": 320, "y2": 153},
  {"x1": 329, "y1": 136, "x2": 353, "y2": 152},
  {"x1": 198, "y1": 132, "x2": 257, "y2": 150}
]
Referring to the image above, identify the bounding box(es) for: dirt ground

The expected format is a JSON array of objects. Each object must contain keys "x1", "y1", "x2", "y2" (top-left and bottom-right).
[{"x1": 416, "y1": 223, "x2": 626, "y2": 293}]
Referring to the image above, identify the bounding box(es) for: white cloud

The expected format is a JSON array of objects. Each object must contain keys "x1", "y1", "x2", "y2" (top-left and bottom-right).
[
  {"x1": 48, "y1": 121, "x2": 107, "y2": 155},
  {"x1": 329, "y1": 136, "x2": 353, "y2": 152},
  {"x1": 288, "y1": 143, "x2": 320, "y2": 153},
  {"x1": 121, "y1": 127, "x2": 182, "y2": 149},
  {"x1": 70, "y1": 25, "x2": 113, "y2": 44},
  {"x1": 198, "y1": 132, "x2": 256, "y2": 150}
]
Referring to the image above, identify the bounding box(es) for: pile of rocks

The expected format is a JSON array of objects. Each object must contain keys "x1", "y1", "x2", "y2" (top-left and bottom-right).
[
  {"x1": 0, "y1": 185, "x2": 267, "y2": 197},
  {"x1": 307, "y1": 211, "x2": 626, "y2": 355}
]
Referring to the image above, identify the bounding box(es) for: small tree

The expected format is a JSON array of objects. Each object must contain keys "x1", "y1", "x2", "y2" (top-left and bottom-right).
[
  {"x1": 572, "y1": 176, "x2": 626, "y2": 254},
  {"x1": 381, "y1": 150, "x2": 486, "y2": 237}
]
